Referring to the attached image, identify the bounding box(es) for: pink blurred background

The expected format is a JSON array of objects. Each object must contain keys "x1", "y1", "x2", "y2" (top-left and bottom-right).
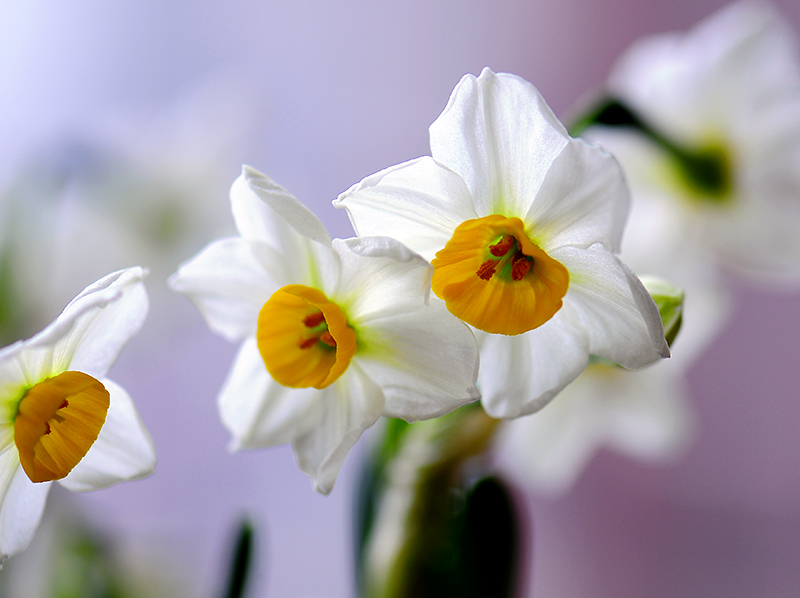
[{"x1": 3, "y1": 1, "x2": 800, "y2": 596}]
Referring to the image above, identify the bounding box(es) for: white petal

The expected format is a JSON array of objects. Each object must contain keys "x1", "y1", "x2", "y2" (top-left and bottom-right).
[
  {"x1": 0, "y1": 467, "x2": 51, "y2": 561},
  {"x1": 554, "y1": 244, "x2": 669, "y2": 368},
  {"x1": 498, "y1": 359, "x2": 694, "y2": 496},
  {"x1": 292, "y1": 363, "x2": 384, "y2": 495},
  {"x1": 169, "y1": 238, "x2": 278, "y2": 342},
  {"x1": 10, "y1": 268, "x2": 148, "y2": 382},
  {"x1": 0, "y1": 347, "x2": 35, "y2": 422},
  {"x1": 232, "y1": 165, "x2": 331, "y2": 248},
  {"x1": 479, "y1": 303, "x2": 590, "y2": 418},
  {"x1": 498, "y1": 385, "x2": 604, "y2": 496},
  {"x1": 0, "y1": 427, "x2": 20, "y2": 511},
  {"x1": 218, "y1": 337, "x2": 317, "y2": 449},
  {"x1": 429, "y1": 68, "x2": 570, "y2": 217},
  {"x1": 526, "y1": 138, "x2": 630, "y2": 254},
  {"x1": 334, "y1": 157, "x2": 476, "y2": 262},
  {"x1": 608, "y1": 2, "x2": 795, "y2": 141},
  {"x1": 604, "y1": 363, "x2": 696, "y2": 461},
  {"x1": 332, "y1": 237, "x2": 434, "y2": 321},
  {"x1": 59, "y1": 379, "x2": 155, "y2": 493},
  {"x1": 355, "y1": 295, "x2": 480, "y2": 421}
]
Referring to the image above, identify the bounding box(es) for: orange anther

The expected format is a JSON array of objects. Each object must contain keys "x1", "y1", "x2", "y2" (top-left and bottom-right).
[
  {"x1": 303, "y1": 311, "x2": 326, "y2": 328},
  {"x1": 319, "y1": 331, "x2": 337, "y2": 348},
  {"x1": 298, "y1": 336, "x2": 319, "y2": 349},
  {"x1": 511, "y1": 255, "x2": 532, "y2": 281},
  {"x1": 476, "y1": 260, "x2": 498, "y2": 280},
  {"x1": 489, "y1": 235, "x2": 516, "y2": 257}
]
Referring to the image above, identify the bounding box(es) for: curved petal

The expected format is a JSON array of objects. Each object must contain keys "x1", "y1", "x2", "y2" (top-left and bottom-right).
[
  {"x1": 0, "y1": 466, "x2": 51, "y2": 561},
  {"x1": 608, "y1": 2, "x2": 794, "y2": 141},
  {"x1": 332, "y1": 237, "x2": 434, "y2": 322},
  {"x1": 604, "y1": 362, "x2": 696, "y2": 461},
  {"x1": 526, "y1": 137, "x2": 630, "y2": 254},
  {"x1": 218, "y1": 337, "x2": 318, "y2": 449},
  {"x1": 554, "y1": 244, "x2": 669, "y2": 368},
  {"x1": 59, "y1": 379, "x2": 155, "y2": 492},
  {"x1": 479, "y1": 302, "x2": 590, "y2": 418},
  {"x1": 169, "y1": 238, "x2": 278, "y2": 342},
  {"x1": 0, "y1": 347, "x2": 35, "y2": 423},
  {"x1": 498, "y1": 385, "x2": 604, "y2": 496},
  {"x1": 292, "y1": 362, "x2": 384, "y2": 495},
  {"x1": 232, "y1": 165, "x2": 331, "y2": 248},
  {"x1": 12, "y1": 268, "x2": 148, "y2": 382},
  {"x1": 355, "y1": 295, "x2": 480, "y2": 422},
  {"x1": 429, "y1": 68, "x2": 570, "y2": 218},
  {"x1": 498, "y1": 359, "x2": 694, "y2": 496},
  {"x1": 334, "y1": 157, "x2": 477, "y2": 262},
  {"x1": 0, "y1": 426, "x2": 20, "y2": 506}
]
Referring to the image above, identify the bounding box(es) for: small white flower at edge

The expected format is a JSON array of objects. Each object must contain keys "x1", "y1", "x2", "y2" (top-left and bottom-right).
[
  {"x1": 335, "y1": 68, "x2": 669, "y2": 419},
  {"x1": 169, "y1": 166, "x2": 480, "y2": 495},
  {"x1": 0, "y1": 267, "x2": 155, "y2": 562}
]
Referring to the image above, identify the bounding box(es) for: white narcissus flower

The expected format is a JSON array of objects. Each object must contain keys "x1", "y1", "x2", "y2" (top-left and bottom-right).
[
  {"x1": 582, "y1": 0, "x2": 800, "y2": 276},
  {"x1": 0, "y1": 267, "x2": 155, "y2": 561},
  {"x1": 169, "y1": 166, "x2": 480, "y2": 494},
  {"x1": 335, "y1": 68, "x2": 669, "y2": 419}
]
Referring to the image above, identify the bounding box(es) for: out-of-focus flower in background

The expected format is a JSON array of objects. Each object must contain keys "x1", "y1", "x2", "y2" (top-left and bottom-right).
[
  {"x1": 171, "y1": 166, "x2": 480, "y2": 494},
  {"x1": 579, "y1": 0, "x2": 800, "y2": 278},
  {"x1": 0, "y1": 83, "x2": 246, "y2": 345},
  {"x1": 0, "y1": 268, "x2": 154, "y2": 561},
  {"x1": 336, "y1": 68, "x2": 669, "y2": 420}
]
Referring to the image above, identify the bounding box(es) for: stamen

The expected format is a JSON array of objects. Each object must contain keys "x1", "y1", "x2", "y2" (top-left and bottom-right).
[
  {"x1": 511, "y1": 254, "x2": 533, "y2": 281},
  {"x1": 476, "y1": 260, "x2": 497, "y2": 280},
  {"x1": 304, "y1": 311, "x2": 325, "y2": 327},
  {"x1": 489, "y1": 235, "x2": 516, "y2": 257},
  {"x1": 319, "y1": 331, "x2": 336, "y2": 348},
  {"x1": 298, "y1": 337, "x2": 319, "y2": 349}
]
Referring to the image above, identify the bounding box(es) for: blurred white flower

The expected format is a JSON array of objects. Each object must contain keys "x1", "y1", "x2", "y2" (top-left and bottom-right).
[
  {"x1": 582, "y1": 0, "x2": 800, "y2": 277},
  {"x1": 170, "y1": 166, "x2": 479, "y2": 494},
  {"x1": 0, "y1": 267, "x2": 155, "y2": 561},
  {"x1": 0, "y1": 82, "x2": 246, "y2": 342},
  {"x1": 336, "y1": 68, "x2": 668, "y2": 419},
  {"x1": 497, "y1": 356, "x2": 695, "y2": 497}
]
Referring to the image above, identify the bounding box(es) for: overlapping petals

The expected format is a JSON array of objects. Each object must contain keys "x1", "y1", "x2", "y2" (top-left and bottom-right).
[
  {"x1": 171, "y1": 166, "x2": 480, "y2": 494},
  {"x1": 0, "y1": 268, "x2": 155, "y2": 561},
  {"x1": 337, "y1": 68, "x2": 668, "y2": 417}
]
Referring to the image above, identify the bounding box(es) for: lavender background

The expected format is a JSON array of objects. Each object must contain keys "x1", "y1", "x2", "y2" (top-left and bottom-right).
[{"x1": 3, "y1": 1, "x2": 800, "y2": 596}]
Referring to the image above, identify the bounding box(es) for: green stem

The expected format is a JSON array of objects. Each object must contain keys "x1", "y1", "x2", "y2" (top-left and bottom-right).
[{"x1": 358, "y1": 404, "x2": 518, "y2": 598}]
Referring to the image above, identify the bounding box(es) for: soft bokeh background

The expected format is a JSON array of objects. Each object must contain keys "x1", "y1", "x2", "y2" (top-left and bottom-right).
[{"x1": 2, "y1": 1, "x2": 800, "y2": 596}]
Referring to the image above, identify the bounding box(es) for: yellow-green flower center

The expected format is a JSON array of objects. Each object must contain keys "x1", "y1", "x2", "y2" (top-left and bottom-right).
[
  {"x1": 14, "y1": 371, "x2": 110, "y2": 483},
  {"x1": 431, "y1": 215, "x2": 569, "y2": 335},
  {"x1": 257, "y1": 285, "x2": 357, "y2": 389},
  {"x1": 671, "y1": 142, "x2": 734, "y2": 205}
]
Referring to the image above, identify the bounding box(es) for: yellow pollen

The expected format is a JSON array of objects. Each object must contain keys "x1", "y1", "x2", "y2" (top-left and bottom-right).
[
  {"x1": 14, "y1": 371, "x2": 110, "y2": 483},
  {"x1": 257, "y1": 285, "x2": 357, "y2": 389},
  {"x1": 431, "y1": 215, "x2": 569, "y2": 335}
]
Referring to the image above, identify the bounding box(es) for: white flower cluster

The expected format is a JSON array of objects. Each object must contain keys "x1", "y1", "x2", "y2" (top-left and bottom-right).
[
  {"x1": 172, "y1": 67, "x2": 669, "y2": 496},
  {"x1": 3, "y1": 0, "x2": 799, "y2": 564}
]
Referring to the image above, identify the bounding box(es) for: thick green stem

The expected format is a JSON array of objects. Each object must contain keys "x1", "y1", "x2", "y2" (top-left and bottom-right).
[{"x1": 357, "y1": 404, "x2": 518, "y2": 598}]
